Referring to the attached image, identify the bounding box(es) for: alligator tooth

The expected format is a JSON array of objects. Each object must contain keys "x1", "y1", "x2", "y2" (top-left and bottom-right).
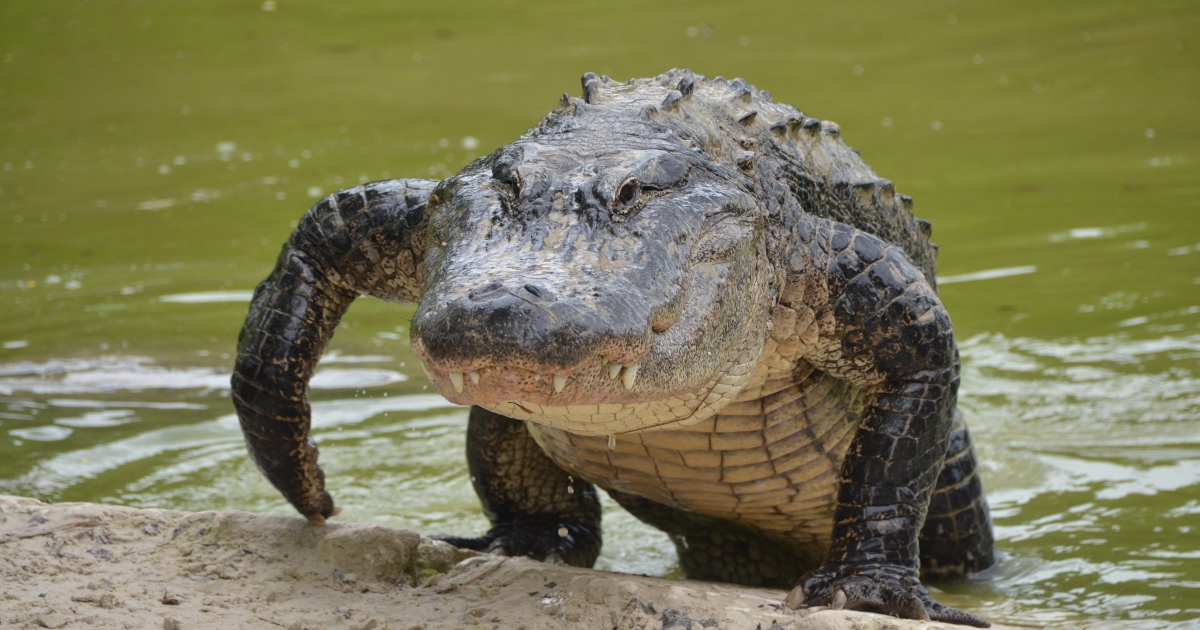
[
  {"x1": 621, "y1": 364, "x2": 640, "y2": 390},
  {"x1": 468, "y1": 370, "x2": 480, "y2": 384},
  {"x1": 449, "y1": 372, "x2": 464, "y2": 393},
  {"x1": 553, "y1": 374, "x2": 567, "y2": 393},
  {"x1": 607, "y1": 363, "x2": 622, "y2": 380}
]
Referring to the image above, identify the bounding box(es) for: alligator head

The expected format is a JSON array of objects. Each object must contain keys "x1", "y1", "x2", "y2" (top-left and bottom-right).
[{"x1": 410, "y1": 79, "x2": 775, "y2": 436}]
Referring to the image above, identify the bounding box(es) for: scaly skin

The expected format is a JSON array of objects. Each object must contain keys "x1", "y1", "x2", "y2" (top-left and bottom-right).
[
  {"x1": 232, "y1": 179, "x2": 434, "y2": 522},
  {"x1": 432, "y1": 406, "x2": 602, "y2": 566},
  {"x1": 232, "y1": 70, "x2": 995, "y2": 627}
]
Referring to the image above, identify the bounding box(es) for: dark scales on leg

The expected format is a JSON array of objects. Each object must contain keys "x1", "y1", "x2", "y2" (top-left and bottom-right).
[
  {"x1": 433, "y1": 407, "x2": 602, "y2": 567},
  {"x1": 608, "y1": 489, "x2": 807, "y2": 589},
  {"x1": 920, "y1": 411, "x2": 995, "y2": 579}
]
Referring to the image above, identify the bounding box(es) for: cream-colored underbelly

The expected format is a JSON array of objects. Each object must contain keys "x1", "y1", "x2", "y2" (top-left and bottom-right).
[{"x1": 528, "y1": 361, "x2": 866, "y2": 551}]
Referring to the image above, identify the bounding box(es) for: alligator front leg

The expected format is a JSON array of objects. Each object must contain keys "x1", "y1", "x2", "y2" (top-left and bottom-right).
[
  {"x1": 781, "y1": 219, "x2": 988, "y2": 627},
  {"x1": 434, "y1": 407, "x2": 602, "y2": 567},
  {"x1": 232, "y1": 178, "x2": 437, "y2": 524}
]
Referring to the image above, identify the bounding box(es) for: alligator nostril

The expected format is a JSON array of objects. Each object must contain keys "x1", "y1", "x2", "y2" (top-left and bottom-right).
[
  {"x1": 517, "y1": 283, "x2": 556, "y2": 303},
  {"x1": 468, "y1": 281, "x2": 505, "y2": 301}
]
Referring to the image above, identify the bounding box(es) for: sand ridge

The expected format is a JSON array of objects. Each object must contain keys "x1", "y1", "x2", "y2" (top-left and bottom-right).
[{"x1": 0, "y1": 496, "x2": 1007, "y2": 630}]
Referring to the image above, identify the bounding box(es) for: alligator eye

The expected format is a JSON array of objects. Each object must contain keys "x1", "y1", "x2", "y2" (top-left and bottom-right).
[
  {"x1": 491, "y1": 160, "x2": 522, "y2": 197},
  {"x1": 613, "y1": 177, "x2": 641, "y2": 213},
  {"x1": 504, "y1": 169, "x2": 523, "y2": 197}
]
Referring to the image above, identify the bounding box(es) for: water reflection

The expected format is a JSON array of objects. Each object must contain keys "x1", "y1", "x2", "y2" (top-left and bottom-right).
[{"x1": 0, "y1": 331, "x2": 1196, "y2": 625}]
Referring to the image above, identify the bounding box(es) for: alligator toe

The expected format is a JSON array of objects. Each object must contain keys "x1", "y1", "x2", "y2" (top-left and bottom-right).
[{"x1": 786, "y1": 563, "x2": 989, "y2": 628}]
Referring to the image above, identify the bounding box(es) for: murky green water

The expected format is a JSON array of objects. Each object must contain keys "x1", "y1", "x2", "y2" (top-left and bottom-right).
[{"x1": 2, "y1": 1, "x2": 1197, "y2": 626}]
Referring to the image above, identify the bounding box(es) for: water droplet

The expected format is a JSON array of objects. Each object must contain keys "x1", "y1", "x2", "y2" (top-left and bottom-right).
[
  {"x1": 276, "y1": 191, "x2": 287, "y2": 200},
  {"x1": 289, "y1": 159, "x2": 300, "y2": 168},
  {"x1": 307, "y1": 186, "x2": 323, "y2": 198},
  {"x1": 173, "y1": 156, "x2": 186, "y2": 166},
  {"x1": 461, "y1": 136, "x2": 479, "y2": 151},
  {"x1": 686, "y1": 26, "x2": 697, "y2": 37},
  {"x1": 301, "y1": 149, "x2": 312, "y2": 158},
  {"x1": 158, "y1": 164, "x2": 171, "y2": 175},
  {"x1": 1145, "y1": 128, "x2": 1155, "y2": 138},
  {"x1": 262, "y1": 1, "x2": 276, "y2": 10}
]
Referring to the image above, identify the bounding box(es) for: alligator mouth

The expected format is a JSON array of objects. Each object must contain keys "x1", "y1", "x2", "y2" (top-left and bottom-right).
[
  {"x1": 414, "y1": 347, "x2": 648, "y2": 408},
  {"x1": 412, "y1": 333, "x2": 761, "y2": 437}
]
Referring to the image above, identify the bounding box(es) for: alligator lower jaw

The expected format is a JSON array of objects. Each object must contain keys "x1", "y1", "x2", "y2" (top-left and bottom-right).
[{"x1": 480, "y1": 398, "x2": 720, "y2": 437}]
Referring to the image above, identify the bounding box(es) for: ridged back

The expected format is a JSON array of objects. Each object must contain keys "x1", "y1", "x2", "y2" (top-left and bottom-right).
[{"x1": 530, "y1": 69, "x2": 940, "y2": 286}]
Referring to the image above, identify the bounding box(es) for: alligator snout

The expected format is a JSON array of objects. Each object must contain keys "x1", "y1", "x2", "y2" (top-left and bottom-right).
[{"x1": 411, "y1": 278, "x2": 653, "y2": 406}]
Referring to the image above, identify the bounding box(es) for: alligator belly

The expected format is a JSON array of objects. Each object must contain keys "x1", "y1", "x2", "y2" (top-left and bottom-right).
[{"x1": 529, "y1": 362, "x2": 867, "y2": 551}]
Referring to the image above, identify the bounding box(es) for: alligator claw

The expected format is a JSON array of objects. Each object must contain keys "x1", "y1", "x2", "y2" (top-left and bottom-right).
[
  {"x1": 433, "y1": 521, "x2": 600, "y2": 568},
  {"x1": 786, "y1": 563, "x2": 988, "y2": 628},
  {"x1": 304, "y1": 505, "x2": 341, "y2": 526},
  {"x1": 831, "y1": 588, "x2": 848, "y2": 610},
  {"x1": 783, "y1": 586, "x2": 806, "y2": 609}
]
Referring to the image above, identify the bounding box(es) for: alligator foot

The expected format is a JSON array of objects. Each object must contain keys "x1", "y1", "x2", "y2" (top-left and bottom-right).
[
  {"x1": 433, "y1": 520, "x2": 600, "y2": 567},
  {"x1": 784, "y1": 563, "x2": 989, "y2": 628}
]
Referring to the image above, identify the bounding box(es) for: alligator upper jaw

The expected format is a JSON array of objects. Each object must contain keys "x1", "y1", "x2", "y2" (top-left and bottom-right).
[{"x1": 413, "y1": 348, "x2": 652, "y2": 407}]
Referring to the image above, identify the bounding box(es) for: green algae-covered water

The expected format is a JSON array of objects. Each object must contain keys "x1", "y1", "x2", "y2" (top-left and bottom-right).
[{"x1": 2, "y1": 1, "x2": 1197, "y2": 626}]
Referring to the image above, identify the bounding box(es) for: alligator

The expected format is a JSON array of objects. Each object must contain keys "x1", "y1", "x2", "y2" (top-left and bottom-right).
[{"x1": 232, "y1": 69, "x2": 996, "y2": 626}]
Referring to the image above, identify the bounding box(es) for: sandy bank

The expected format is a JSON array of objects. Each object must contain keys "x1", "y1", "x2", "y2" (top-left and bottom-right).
[{"x1": 1, "y1": 496, "x2": 1011, "y2": 630}]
